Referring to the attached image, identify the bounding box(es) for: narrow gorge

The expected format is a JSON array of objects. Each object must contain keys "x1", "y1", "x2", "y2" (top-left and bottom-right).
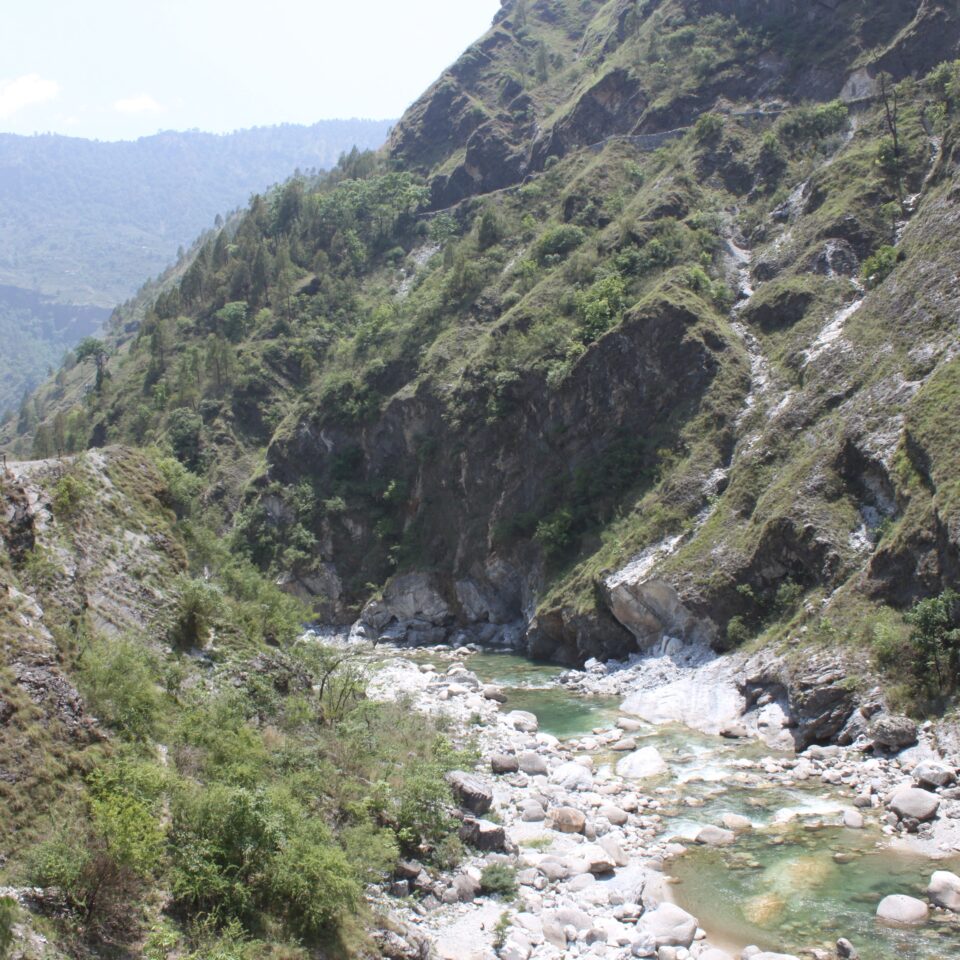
[{"x1": 3, "y1": 1, "x2": 960, "y2": 959}]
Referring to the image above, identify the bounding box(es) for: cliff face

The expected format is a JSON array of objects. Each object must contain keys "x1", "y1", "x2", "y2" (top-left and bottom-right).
[
  {"x1": 268, "y1": 289, "x2": 735, "y2": 658},
  {"x1": 258, "y1": 0, "x2": 960, "y2": 664},
  {"x1": 390, "y1": 0, "x2": 960, "y2": 210}
]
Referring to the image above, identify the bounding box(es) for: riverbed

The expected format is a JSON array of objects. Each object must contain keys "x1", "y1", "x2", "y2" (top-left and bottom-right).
[{"x1": 343, "y1": 637, "x2": 960, "y2": 958}]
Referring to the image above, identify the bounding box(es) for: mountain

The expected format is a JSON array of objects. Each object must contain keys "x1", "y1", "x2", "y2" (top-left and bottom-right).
[
  {"x1": 4, "y1": 0, "x2": 960, "y2": 955},
  {"x1": 18, "y1": 0, "x2": 958, "y2": 671},
  {"x1": 0, "y1": 119, "x2": 394, "y2": 411},
  {"x1": 0, "y1": 286, "x2": 110, "y2": 418}
]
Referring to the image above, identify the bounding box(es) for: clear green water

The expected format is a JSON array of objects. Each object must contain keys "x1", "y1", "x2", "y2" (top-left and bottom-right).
[
  {"x1": 466, "y1": 650, "x2": 621, "y2": 739},
  {"x1": 372, "y1": 645, "x2": 959, "y2": 957},
  {"x1": 671, "y1": 827, "x2": 960, "y2": 958},
  {"x1": 458, "y1": 649, "x2": 960, "y2": 958}
]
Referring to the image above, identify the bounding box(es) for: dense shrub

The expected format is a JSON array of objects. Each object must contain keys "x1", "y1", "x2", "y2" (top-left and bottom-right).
[
  {"x1": 534, "y1": 225, "x2": 587, "y2": 263},
  {"x1": 906, "y1": 590, "x2": 960, "y2": 696},
  {"x1": 52, "y1": 470, "x2": 93, "y2": 519},
  {"x1": 777, "y1": 100, "x2": 848, "y2": 145},
  {"x1": 576, "y1": 274, "x2": 626, "y2": 343},
  {"x1": 0, "y1": 898, "x2": 15, "y2": 960},
  {"x1": 862, "y1": 245, "x2": 899, "y2": 288},
  {"x1": 167, "y1": 408, "x2": 204, "y2": 469},
  {"x1": 480, "y1": 864, "x2": 518, "y2": 898},
  {"x1": 170, "y1": 576, "x2": 222, "y2": 649},
  {"x1": 78, "y1": 636, "x2": 162, "y2": 741},
  {"x1": 28, "y1": 779, "x2": 164, "y2": 928}
]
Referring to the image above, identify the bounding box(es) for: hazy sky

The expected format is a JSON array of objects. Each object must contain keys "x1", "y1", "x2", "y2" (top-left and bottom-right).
[{"x1": 1, "y1": 0, "x2": 502, "y2": 141}]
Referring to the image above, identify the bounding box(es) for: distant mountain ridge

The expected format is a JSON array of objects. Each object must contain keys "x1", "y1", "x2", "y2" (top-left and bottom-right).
[
  {"x1": 0, "y1": 120, "x2": 394, "y2": 305},
  {"x1": 0, "y1": 118, "x2": 393, "y2": 410}
]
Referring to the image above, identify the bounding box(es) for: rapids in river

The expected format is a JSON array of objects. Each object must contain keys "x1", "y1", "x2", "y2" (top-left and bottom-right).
[{"x1": 456, "y1": 650, "x2": 960, "y2": 959}]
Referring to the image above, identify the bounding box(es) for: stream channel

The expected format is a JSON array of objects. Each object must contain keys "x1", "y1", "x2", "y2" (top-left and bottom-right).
[{"x1": 387, "y1": 647, "x2": 960, "y2": 959}]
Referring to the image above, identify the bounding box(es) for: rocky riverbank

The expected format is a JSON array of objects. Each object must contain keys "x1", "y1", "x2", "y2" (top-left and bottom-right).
[{"x1": 335, "y1": 635, "x2": 960, "y2": 960}]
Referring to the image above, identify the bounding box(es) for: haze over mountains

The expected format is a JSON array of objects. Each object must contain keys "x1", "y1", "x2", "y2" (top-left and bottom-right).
[{"x1": 0, "y1": 119, "x2": 393, "y2": 411}]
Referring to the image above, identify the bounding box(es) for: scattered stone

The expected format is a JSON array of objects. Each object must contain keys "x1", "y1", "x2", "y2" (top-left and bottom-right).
[
  {"x1": 491, "y1": 753, "x2": 519, "y2": 774},
  {"x1": 446, "y1": 770, "x2": 493, "y2": 815},
  {"x1": 580, "y1": 844, "x2": 616, "y2": 875},
  {"x1": 459, "y1": 817, "x2": 506, "y2": 851},
  {"x1": 928, "y1": 870, "x2": 960, "y2": 911},
  {"x1": 836, "y1": 939, "x2": 859, "y2": 959},
  {"x1": 520, "y1": 800, "x2": 546, "y2": 822},
  {"x1": 913, "y1": 761, "x2": 957, "y2": 789},
  {"x1": 519, "y1": 751, "x2": 549, "y2": 776},
  {"x1": 612, "y1": 737, "x2": 638, "y2": 751},
  {"x1": 550, "y1": 761, "x2": 594, "y2": 790},
  {"x1": 482, "y1": 684, "x2": 507, "y2": 702},
  {"x1": 871, "y1": 715, "x2": 918, "y2": 752},
  {"x1": 842, "y1": 809, "x2": 864, "y2": 829},
  {"x1": 600, "y1": 805, "x2": 629, "y2": 826},
  {"x1": 719, "y1": 722, "x2": 748, "y2": 739},
  {"x1": 549, "y1": 806, "x2": 586, "y2": 834},
  {"x1": 630, "y1": 931, "x2": 657, "y2": 956},
  {"x1": 507, "y1": 710, "x2": 539, "y2": 733},
  {"x1": 395, "y1": 858, "x2": 423, "y2": 880},
  {"x1": 876, "y1": 894, "x2": 929, "y2": 924},
  {"x1": 695, "y1": 825, "x2": 736, "y2": 846},
  {"x1": 721, "y1": 813, "x2": 752, "y2": 833},
  {"x1": 599, "y1": 833, "x2": 629, "y2": 867},
  {"x1": 616, "y1": 746, "x2": 668, "y2": 780},
  {"x1": 638, "y1": 902, "x2": 698, "y2": 947},
  {"x1": 889, "y1": 787, "x2": 940, "y2": 822}
]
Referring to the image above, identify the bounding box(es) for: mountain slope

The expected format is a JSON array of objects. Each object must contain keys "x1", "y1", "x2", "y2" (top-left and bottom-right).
[
  {"x1": 0, "y1": 119, "x2": 393, "y2": 411},
  {"x1": 9, "y1": 0, "x2": 960, "y2": 694},
  {"x1": 6, "y1": 1, "x2": 960, "y2": 956}
]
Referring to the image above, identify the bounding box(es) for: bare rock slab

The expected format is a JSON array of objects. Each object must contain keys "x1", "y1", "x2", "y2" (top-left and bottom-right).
[
  {"x1": 889, "y1": 787, "x2": 940, "y2": 822},
  {"x1": 876, "y1": 894, "x2": 929, "y2": 925},
  {"x1": 928, "y1": 870, "x2": 960, "y2": 912}
]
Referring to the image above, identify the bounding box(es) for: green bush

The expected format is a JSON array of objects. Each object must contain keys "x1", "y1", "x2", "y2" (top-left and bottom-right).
[
  {"x1": 480, "y1": 864, "x2": 517, "y2": 899},
  {"x1": 906, "y1": 589, "x2": 960, "y2": 695},
  {"x1": 777, "y1": 100, "x2": 848, "y2": 145},
  {"x1": 535, "y1": 508, "x2": 575, "y2": 560},
  {"x1": 52, "y1": 470, "x2": 93, "y2": 519},
  {"x1": 167, "y1": 408, "x2": 204, "y2": 469},
  {"x1": 170, "y1": 576, "x2": 222, "y2": 649},
  {"x1": 154, "y1": 453, "x2": 204, "y2": 518},
  {"x1": 725, "y1": 615, "x2": 751, "y2": 647},
  {"x1": 28, "y1": 780, "x2": 163, "y2": 926},
  {"x1": 78, "y1": 636, "x2": 162, "y2": 741},
  {"x1": 266, "y1": 826, "x2": 361, "y2": 937},
  {"x1": 534, "y1": 225, "x2": 587, "y2": 263},
  {"x1": 171, "y1": 783, "x2": 359, "y2": 940},
  {"x1": 0, "y1": 897, "x2": 16, "y2": 960},
  {"x1": 862, "y1": 245, "x2": 899, "y2": 288},
  {"x1": 576, "y1": 274, "x2": 626, "y2": 343},
  {"x1": 694, "y1": 113, "x2": 724, "y2": 142}
]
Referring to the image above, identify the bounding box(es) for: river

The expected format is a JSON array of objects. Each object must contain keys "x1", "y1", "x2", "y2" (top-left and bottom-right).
[{"x1": 457, "y1": 649, "x2": 960, "y2": 959}]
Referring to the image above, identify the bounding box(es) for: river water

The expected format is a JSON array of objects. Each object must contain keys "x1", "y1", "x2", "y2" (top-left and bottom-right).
[{"x1": 458, "y1": 649, "x2": 960, "y2": 959}]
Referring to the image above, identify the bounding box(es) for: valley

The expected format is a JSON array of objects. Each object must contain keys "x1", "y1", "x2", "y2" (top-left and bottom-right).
[{"x1": 2, "y1": 1, "x2": 960, "y2": 958}]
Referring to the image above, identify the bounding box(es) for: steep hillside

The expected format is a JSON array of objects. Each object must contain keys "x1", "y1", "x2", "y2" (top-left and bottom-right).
[
  {"x1": 0, "y1": 449, "x2": 467, "y2": 958},
  {"x1": 0, "y1": 287, "x2": 109, "y2": 417},
  {"x1": 9, "y1": 0, "x2": 960, "y2": 706},
  {"x1": 0, "y1": 120, "x2": 393, "y2": 411}
]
